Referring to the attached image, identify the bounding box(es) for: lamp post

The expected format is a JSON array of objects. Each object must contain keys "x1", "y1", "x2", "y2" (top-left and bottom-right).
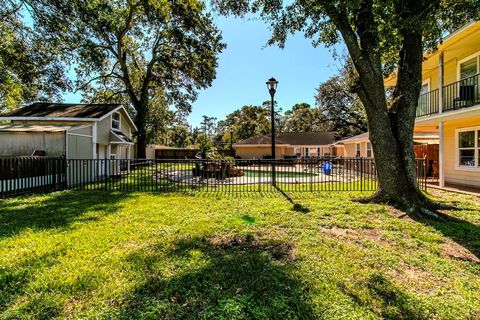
[
  {"x1": 266, "y1": 77, "x2": 278, "y2": 187},
  {"x1": 229, "y1": 127, "x2": 234, "y2": 150}
]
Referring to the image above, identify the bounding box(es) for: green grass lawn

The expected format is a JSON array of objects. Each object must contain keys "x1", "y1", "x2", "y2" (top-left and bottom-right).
[{"x1": 1, "y1": 188, "x2": 479, "y2": 319}]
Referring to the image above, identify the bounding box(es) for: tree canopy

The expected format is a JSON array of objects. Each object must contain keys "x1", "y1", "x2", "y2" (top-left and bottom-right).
[
  {"x1": 15, "y1": 0, "x2": 225, "y2": 157},
  {"x1": 283, "y1": 103, "x2": 330, "y2": 133},
  {"x1": 315, "y1": 61, "x2": 367, "y2": 138},
  {"x1": 216, "y1": 105, "x2": 270, "y2": 145},
  {"x1": 0, "y1": 3, "x2": 69, "y2": 112}
]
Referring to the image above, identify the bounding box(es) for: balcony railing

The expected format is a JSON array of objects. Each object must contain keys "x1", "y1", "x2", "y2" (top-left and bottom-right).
[
  {"x1": 416, "y1": 73, "x2": 480, "y2": 117},
  {"x1": 417, "y1": 88, "x2": 439, "y2": 117}
]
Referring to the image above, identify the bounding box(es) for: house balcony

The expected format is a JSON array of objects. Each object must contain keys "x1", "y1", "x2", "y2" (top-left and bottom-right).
[{"x1": 416, "y1": 73, "x2": 480, "y2": 118}]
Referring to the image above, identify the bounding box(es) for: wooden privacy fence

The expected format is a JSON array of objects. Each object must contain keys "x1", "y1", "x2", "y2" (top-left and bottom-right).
[{"x1": 0, "y1": 157, "x2": 427, "y2": 198}]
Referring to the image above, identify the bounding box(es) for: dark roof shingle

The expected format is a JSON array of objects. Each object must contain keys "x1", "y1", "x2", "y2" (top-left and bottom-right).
[{"x1": 2, "y1": 103, "x2": 122, "y2": 119}]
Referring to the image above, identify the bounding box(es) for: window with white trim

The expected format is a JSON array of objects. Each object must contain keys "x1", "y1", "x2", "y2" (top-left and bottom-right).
[
  {"x1": 460, "y1": 57, "x2": 478, "y2": 80},
  {"x1": 112, "y1": 112, "x2": 121, "y2": 130},
  {"x1": 355, "y1": 143, "x2": 361, "y2": 157},
  {"x1": 366, "y1": 142, "x2": 372, "y2": 158},
  {"x1": 457, "y1": 128, "x2": 479, "y2": 168}
]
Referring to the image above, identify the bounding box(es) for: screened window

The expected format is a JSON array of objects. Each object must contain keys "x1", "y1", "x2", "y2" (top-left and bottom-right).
[
  {"x1": 366, "y1": 142, "x2": 373, "y2": 158},
  {"x1": 355, "y1": 143, "x2": 361, "y2": 157},
  {"x1": 457, "y1": 129, "x2": 479, "y2": 167},
  {"x1": 112, "y1": 112, "x2": 121, "y2": 130},
  {"x1": 460, "y1": 57, "x2": 478, "y2": 80}
]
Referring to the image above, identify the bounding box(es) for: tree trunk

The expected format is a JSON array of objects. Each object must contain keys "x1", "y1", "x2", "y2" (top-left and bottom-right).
[
  {"x1": 331, "y1": 0, "x2": 438, "y2": 215},
  {"x1": 135, "y1": 103, "x2": 147, "y2": 159}
]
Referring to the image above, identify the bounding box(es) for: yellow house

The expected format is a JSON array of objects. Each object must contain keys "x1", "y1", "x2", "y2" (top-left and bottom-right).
[
  {"x1": 385, "y1": 21, "x2": 480, "y2": 189},
  {"x1": 233, "y1": 132, "x2": 337, "y2": 159},
  {"x1": 336, "y1": 132, "x2": 438, "y2": 158}
]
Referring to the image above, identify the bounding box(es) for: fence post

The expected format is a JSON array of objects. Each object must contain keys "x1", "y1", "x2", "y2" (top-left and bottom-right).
[
  {"x1": 52, "y1": 158, "x2": 57, "y2": 191},
  {"x1": 360, "y1": 158, "x2": 363, "y2": 191},
  {"x1": 258, "y1": 159, "x2": 261, "y2": 192},
  {"x1": 104, "y1": 159, "x2": 108, "y2": 190},
  {"x1": 309, "y1": 159, "x2": 313, "y2": 192}
]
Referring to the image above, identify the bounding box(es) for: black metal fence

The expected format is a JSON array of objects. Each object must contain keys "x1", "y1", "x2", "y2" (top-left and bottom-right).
[{"x1": 0, "y1": 157, "x2": 427, "y2": 198}]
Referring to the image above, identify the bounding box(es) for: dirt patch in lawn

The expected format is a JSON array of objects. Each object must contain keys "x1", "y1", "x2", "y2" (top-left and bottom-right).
[
  {"x1": 386, "y1": 264, "x2": 447, "y2": 295},
  {"x1": 210, "y1": 231, "x2": 297, "y2": 262},
  {"x1": 319, "y1": 226, "x2": 388, "y2": 246},
  {"x1": 441, "y1": 240, "x2": 480, "y2": 263}
]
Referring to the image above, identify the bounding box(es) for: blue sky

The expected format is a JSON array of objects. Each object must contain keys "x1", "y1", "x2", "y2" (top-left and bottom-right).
[{"x1": 62, "y1": 14, "x2": 345, "y2": 127}]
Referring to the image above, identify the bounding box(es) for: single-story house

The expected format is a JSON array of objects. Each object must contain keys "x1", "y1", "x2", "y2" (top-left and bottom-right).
[
  {"x1": 335, "y1": 131, "x2": 439, "y2": 158},
  {"x1": 233, "y1": 132, "x2": 337, "y2": 159},
  {"x1": 0, "y1": 103, "x2": 137, "y2": 160}
]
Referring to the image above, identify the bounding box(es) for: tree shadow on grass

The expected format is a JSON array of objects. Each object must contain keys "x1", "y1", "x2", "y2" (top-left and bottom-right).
[
  {"x1": 340, "y1": 273, "x2": 431, "y2": 320},
  {"x1": 0, "y1": 190, "x2": 134, "y2": 238},
  {"x1": 274, "y1": 187, "x2": 311, "y2": 213},
  {"x1": 413, "y1": 210, "x2": 480, "y2": 262},
  {"x1": 0, "y1": 247, "x2": 65, "y2": 317},
  {"x1": 120, "y1": 234, "x2": 315, "y2": 319}
]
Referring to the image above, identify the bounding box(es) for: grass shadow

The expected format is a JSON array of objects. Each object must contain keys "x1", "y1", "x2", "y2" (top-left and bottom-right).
[
  {"x1": 413, "y1": 210, "x2": 480, "y2": 261},
  {"x1": 120, "y1": 234, "x2": 315, "y2": 319},
  {"x1": 274, "y1": 186, "x2": 311, "y2": 213},
  {"x1": 340, "y1": 273, "x2": 431, "y2": 319},
  {"x1": 0, "y1": 190, "x2": 134, "y2": 238}
]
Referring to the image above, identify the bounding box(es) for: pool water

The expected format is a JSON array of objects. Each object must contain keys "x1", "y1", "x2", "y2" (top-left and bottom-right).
[{"x1": 243, "y1": 169, "x2": 317, "y2": 178}]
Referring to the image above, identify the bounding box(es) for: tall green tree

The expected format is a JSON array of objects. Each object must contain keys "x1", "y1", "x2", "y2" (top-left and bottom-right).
[
  {"x1": 201, "y1": 115, "x2": 218, "y2": 138},
  {"x1": 168, "y1": 125, "x2": 192, "y2": 148},
  {"x1": 216, "y1": 105, "x2": 271, "y2": 145},
  {"x1": 0, "y1": 3, "x2": 70, "y2": 112},
  {"x1": 22, "y1": 0, "x2": 225, "y2": 157},
  {"x1": 284, "y1": 103, "x2": 330, "y2": 133},
  {"x1": 315, "y1": 61, "x2": 367, "y2": 138},
  {"x1": 213, "y1": 0, "x2": 478, "y2": 214}
]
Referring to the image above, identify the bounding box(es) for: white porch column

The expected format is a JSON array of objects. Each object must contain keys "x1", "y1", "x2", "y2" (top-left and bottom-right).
[
  {"x1": 92, "y1": 123, "x2": 97, "y2": 159},
  {"x1": 438, "y1": 121, "x2": 445, "y2": 188},
  {"x1": 438, "y1": 52, "x2": 444, "y2": 113}
]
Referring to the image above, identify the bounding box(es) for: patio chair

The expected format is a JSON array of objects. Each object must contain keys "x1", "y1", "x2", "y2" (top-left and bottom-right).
[{"x1": 453, "y1": 85, "x2": 475, "y2": 108}]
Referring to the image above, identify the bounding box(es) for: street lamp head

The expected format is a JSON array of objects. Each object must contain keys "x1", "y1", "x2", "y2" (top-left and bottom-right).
[
  {"x1": 266, "y1": 77, "x2": 278, "y2": 91},
  {"x1": 230, "y1": 127, "x2": 233, "y2": 134}
]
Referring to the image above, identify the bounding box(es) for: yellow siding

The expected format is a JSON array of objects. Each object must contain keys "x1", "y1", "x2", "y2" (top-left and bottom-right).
[
  {"x1": 344, "y1": 143, "x2": 357, "y2": 157},
  {"x1": 284, "y1": 147, "x2": 295, "y2": 156},
  {"x1": 443, "y1": 117, "x2": 480, "y2": 187},
  {"x1": 343, "y1": 140, "x2": 369, "y2": 157},
  {"x1": 386, "y1": 22, "x2": 480, "y2": 90},
  {"x1": 333, "y1": 146, "x2": 345, "y2": 156},
  {"x1": 235, "y1": 146, "x2": 286, "y2": 159}
]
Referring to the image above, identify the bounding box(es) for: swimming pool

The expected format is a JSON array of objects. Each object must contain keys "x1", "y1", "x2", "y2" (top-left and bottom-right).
[{"x1": 243, "y1": 169, "x2": 316, "y2": 178}]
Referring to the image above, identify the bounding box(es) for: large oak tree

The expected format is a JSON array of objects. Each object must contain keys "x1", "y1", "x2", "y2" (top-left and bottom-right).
[
  {"x1": 0, "y1": 2, "x2": 70, "y2": 112},
  {"x1": 20, "y1": 0, "x2": 225, "y2": 157},
  {"x1": 213, "y1": 0, "x2": 479, "y2": 214}
]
